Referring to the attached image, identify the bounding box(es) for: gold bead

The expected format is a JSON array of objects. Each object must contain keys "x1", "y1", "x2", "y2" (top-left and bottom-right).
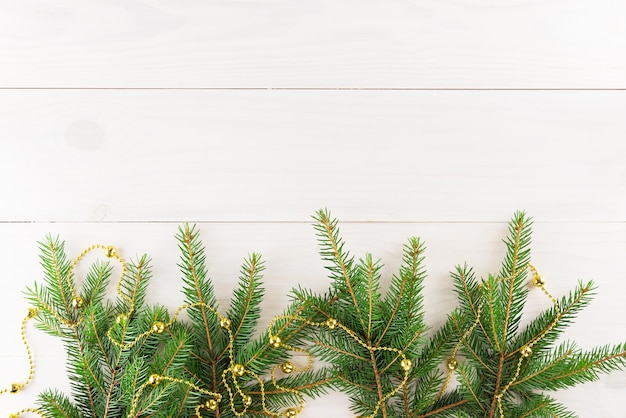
[
  {"x1": 220, "y1": 317, "x2": 232, "y2": 330},
  {"x1": 116, "y1": 314, "x2": 128, "y2": 325},
  {"x1": 9, "y1": 414, "x2": 18, "y2": 418},
  {"x1": 148, "y1": 374, "x2": 162, "y2": 385},
  {"x1": 71, "y1": 296, "x2": 85, "y2": 309},
  {"x1": 284, "y1": 408, "x2": 298, "y2": 418},
  {"x1": 27, "y1": 307, "x2": 38, "y2": 318},
  {"x1": 325, "y1": 318, "x2": 338, "y2": 329},
  {"x1": 205, "y1": 398, "x2": 218, "y2": 410},
  {"x1": 269, "y1": 335, "x2": 282, "y2": 348},
  {"x1": 10, "y1": 383, "x2": 21, "y2": 393},
  {"x1": 520, "y1": 346, "x2": 533, "y2": 358},
  {"x1": 104, "y1": 246, "x2": 117, "y2": 258},
  {"x1": 151, "y1": 321, "x2": 166, "y2": 334},
  {"x1": 243, "y1": 395, "x2": 252, "y2": 407},
  {"x1": 446, "y1": 358, "x2": 458, "y2": 371},
  {"x1": 532, "y1": 275, "x2": 545, "y2": 287},
  {"x1": 400, "y1": 358, "x2": 412, "y2": 372},
  {"x1": 280, "y1": 362, "x2": 294, "y2": 374},
  {"x1": 232, "y1": 363, "x2": 246, "y2": 376}
]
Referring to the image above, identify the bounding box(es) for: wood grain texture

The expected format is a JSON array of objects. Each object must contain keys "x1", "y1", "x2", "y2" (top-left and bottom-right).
[
  {"x1": 0, "y1": 90, "x2": 624, "y2": 223},
  {"x1": 1, "y1": 1, "x2": 625, "y2": 416},
  {"x1": 0, "y1": 0, "x2": 625, "y2": 88}
]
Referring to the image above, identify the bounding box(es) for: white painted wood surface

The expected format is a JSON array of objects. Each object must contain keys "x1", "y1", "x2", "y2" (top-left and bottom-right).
[
  {"x1": 1, "y1": 1, "x2": 626, "y2": 88},
  {"x1": 0, "y1": 1, "x2": 625, "y2": 417}
]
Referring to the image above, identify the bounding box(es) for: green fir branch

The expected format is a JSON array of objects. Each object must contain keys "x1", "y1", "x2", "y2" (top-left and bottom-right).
[
  {"x1": 447, "y1": 212, "x2": 626, "y2": 417},
  {"x1": 301, "y1": 210, "x2": 443, "y2": 418},
  {"x1": 178, "y1": 224, "x2": 330, "y2": 417}
]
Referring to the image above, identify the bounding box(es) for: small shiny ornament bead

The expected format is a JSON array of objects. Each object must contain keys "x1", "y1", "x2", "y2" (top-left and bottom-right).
[
  {"x1": 532, "y1": 275, "x2": 545, "y2": 287},
  {"x1": 148, "y1": 374, "x2": 162, "y2": 385},
  {"x1": 71, "y1": 296, "x2": 85, "y2": 309},
  {"x1": 151, "y1": 321, "x2": 166, "y2": 333},
  {"x1": 243, "y1": 395, "x2": 253, "y2": 407},
  {"x1": 116, "y1": 313, "x2": 128, "y2": 325},
  {"x1": 400, "y1": 358, "x2": 413, "y2": 372},
  {"x1": 205, "y1": 398, "x2": 218, "y2": 410},
  {"x1": 520, "y1": 346, "x2": 533, "y2": 358},
  {"x1": 446, "y1": 357, "x2": 458, "y2": 371},
  {"x1": 232, "y1": 363, "x2": 246, "y2": 376},
  {"x1": 10, "y1": 383, "x2": 21, "y2": 393},
  {"x1": 280, "y1": 361, "x2": 294, "y2": 374},
  {"x1": 269, "y1": 335, "x2": 282, "y2": 348},
  {"x1": 284, "y1": 408, "x2": 298, "y2": 418},
  {"x1": 104, "y1": 246, "x2": 117, "y2": 258},
  {"x1": 325, "y1": 318, "x2": 338, "y2": 329},
  {"x1": 220, "y1": 317, "x2": 232, "y2": 330},
  {"x1": 27, "y1": 307, "x2": 38, "y2": 319},
  {"x1": 9, "y1": 414, "x2": 18, "y2": 418}
]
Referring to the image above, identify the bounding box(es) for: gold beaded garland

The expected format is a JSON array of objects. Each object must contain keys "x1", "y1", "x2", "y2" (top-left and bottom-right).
[
  {"x1": 520, "y1": 345, "x2": 533, "y2": 358},
  {"x1": 280, "y1": 362, "x2": 295, "y2": 374},
  {"x1": 148, "y1": 374, "x2": 162, "y2": 385},
  {"x1": 220, "y1": 317, "x2": 232, "y2": 329},
  {"x1": 284, "y1": 407, "x2": 298, "y2": 418},
  {"x1": 269, "y1": 335, "x2": 282, "y2": 348},
  {"x1": 446, "y1": 357, "x2": 458, "y2": 371},
  {"x1": 1, "y1": 239, "x2": 572, "y2": 418},
  {"x1": 325, "y1": 317, "x2": 338, "y2": 329},
  {"x1": 205, "y1": 398, "x2": 218, "y2": 410},
  {"x1": 0, "y1": 306, "x2": 38, "y2": 414},
  {"x1": 495, "y1": 264, "x2": 562, "y2": 418},
  {"x1": 116, "y1": 313, "x2": 128, "y2": 325},
  {"x1": 232, "y1": 363, "x2": 246, "y2": 376},
  {"x1": 27, "y1": 307, "x2": 38, "y2": 319},
  {"x1": 71, "y1": 296, "x2": 85, "y2": 309},
  {"x1": 104, "y1": 245, "x2": 117, "y2": 258},
  {"x1": 151, "y1": 321, "x2": 166, "y2": 334},
  {"x1": 7, "y1": 409, "x2": 45, "y2": 418},
  {"x1": 267, "y1": 313, "x2": 414, "y2": 418}
]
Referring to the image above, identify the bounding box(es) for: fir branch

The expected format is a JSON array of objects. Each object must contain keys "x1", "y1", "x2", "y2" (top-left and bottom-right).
[
  {"x1": 226, "y1": 253, "x2": 265, "y2": 354},
  {"x1": 500, "y1": 211, "x2": 532, "y2": 345},
  {"x1": 313, "y1": 209, "x2": 368, "y2": 334},
  {"x1": 177, "y1": 223, "x2": 221, "y2": 395},
  {"x1": 178, "y1": 225, "x2": 329, "y2": 417},
  {"x1": 38, "y1": 389, "x2": 82, "y2": 418},
  {"x1": 302, "y1": 210, "x2": 439, "y2": 418},
  {"x1": 447, "y1": 212, "x2": 626, "y2": 417}
]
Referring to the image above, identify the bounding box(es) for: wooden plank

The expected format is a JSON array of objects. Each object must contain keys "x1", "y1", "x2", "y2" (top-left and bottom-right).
[
  {"x1": 0, "y1": 221, "x2": 624, "y2": 416},
  {"x1": 0, "y1": 1, "x2": 625, "y2": 88},
  {"x1": 0, "y1": 89, "x2": 624, "y2": 222}
]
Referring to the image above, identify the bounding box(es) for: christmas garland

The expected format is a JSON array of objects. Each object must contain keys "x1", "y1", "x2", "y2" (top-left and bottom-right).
[{"x1": 2, "y1": 211, "x2": 626, "y2": 417}]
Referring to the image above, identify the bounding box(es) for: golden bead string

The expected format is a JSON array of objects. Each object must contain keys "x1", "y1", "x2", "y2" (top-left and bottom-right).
[
  {"x1": 3, "y1": 310, "x2": 46, "y2": 417},
  {"x1": 128, "y1": 374, "x2": 222, "y2": 418},
  {"x1": 435, "y1": 303, "x2": 483, "y2": 401},
  {"x1": 495, "y1": 264, "x2": 561, "y2": 418},
  {"x1": 3, "y1": 242, "x2": 308, "y2": 418},
  {"x1": 8, "y1": 408, "x2": 45, "y2": 418},
  {"x1": 35, "y1": 245, "x2": 127, "y2": 329},
  {"x1": 127, "y1": 302, "x2": 311, "y2": 417},
  {"x1": 4, "y1": 245, "x2": 125, "y2": 417},
  {"x1": 69, "y1": 244, "x2": 129, "y2": 312},
  {"x1": 267, "y1": 314, "x2": 413, "y2": 418},
  {"x1": 0, "y1": 308, "x2": 38, "y2": 396},
  {"x1": 270, "y1": 344, "x2": 314, "y2": 418}
]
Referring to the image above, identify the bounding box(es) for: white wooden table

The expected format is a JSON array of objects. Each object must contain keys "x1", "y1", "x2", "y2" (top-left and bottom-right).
[{"x1": 0, "y1": 2, "x2": 625, "y2": 417}]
